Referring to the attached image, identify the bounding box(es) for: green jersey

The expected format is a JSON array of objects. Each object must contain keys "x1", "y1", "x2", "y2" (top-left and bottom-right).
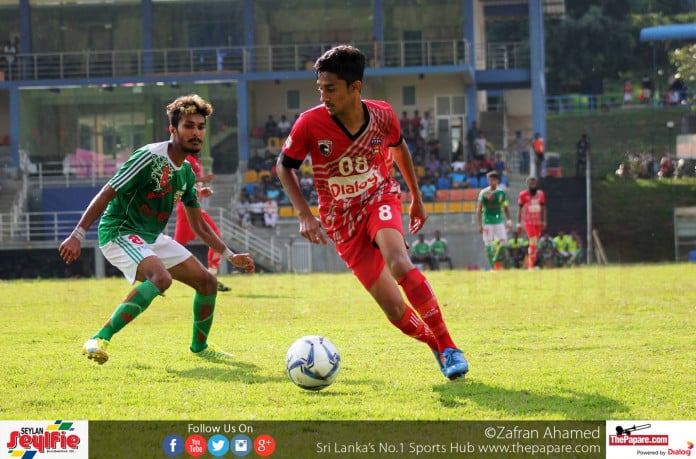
[
  {"x1": 412, "y1": 241, "x2": 431, "y2": 256},
  {"x1": 478, "y1": 187, "x2": 508, "y2": 225},
  {"x1": 430, "y1": 239, "x2": 448, "y2": 255},
  {"x1": 98, "y1": 141, "x2": 199, "y2": 245}
]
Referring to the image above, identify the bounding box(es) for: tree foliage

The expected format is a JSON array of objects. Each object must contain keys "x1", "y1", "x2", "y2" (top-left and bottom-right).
[{"x1": 670, "y1": 44, "x2": 696, "y2": 84}]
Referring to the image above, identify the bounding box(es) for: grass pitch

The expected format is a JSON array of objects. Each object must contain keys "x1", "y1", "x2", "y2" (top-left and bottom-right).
[{"x1": 1, "y1": 264, "x2": 694, "y2": 421}]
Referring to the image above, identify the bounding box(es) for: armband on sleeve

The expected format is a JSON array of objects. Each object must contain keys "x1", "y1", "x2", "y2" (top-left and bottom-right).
[{"x1": 279, "y1": 153, "x2": 303, "y2": 170}]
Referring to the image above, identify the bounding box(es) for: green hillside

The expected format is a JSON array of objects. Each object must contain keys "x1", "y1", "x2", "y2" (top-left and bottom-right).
[
  {"x1": 547, "y1": 106, "x2": 691, "y2": 177},
  {"x1": 544, "y1": 105, "x2": 696, "y2": 263}
]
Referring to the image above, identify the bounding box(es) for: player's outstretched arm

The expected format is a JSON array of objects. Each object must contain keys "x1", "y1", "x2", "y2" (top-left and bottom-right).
[{"x1": 59, "y1": 184, "x2": 116, "y2": 265}]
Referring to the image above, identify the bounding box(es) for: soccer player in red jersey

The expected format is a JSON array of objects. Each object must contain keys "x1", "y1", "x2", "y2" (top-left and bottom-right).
[
  {"x1": 516, "y1": 176, "x2": 547, "y2": 269},
  {"x1": 276, "y1": 44, "x2": 468, "y2": 380},
  {"x1": 173, "y1": 150, "x2": 231, "y2": 292}
]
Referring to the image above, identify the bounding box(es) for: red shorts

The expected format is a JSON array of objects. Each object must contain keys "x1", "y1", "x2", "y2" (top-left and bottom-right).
[
  {"x1": 174, "y1": 201, "x2": 219, "y2": 244},
  {"x1": 524, "y1": 224, "x2": 543, "y2": 241},
  {"x1": 333, "y1": 194, "x2": 404, "y2": 290}
]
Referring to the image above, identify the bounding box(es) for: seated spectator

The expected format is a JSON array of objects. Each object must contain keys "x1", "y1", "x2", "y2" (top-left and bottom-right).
[
  {"x1": 410, "y1": 233, "x2": 433, "y2": 270},
  {"x1": 493, "y1": 152, "x2": 506, "y2": 176},
  {"x1": 420, "y1": 177, "x2": 437, "y2": 202},
  {"x1": 552, "y1": 230, "x2": 571, "y2": 268},
  {"x1": 435, "y1": 172, "x2": 451, "y2": 190},
  {"x1": 429, "y1": 230, "x2": 453, "y2": 270},
  {"x1": 508, "y1": 231, "x2": 528, "y2": 269},
  {"x1": 425, "y1": 152, "x2": 441, "y2": 175},
  {"x1": 300, "y1": 171, "x2": 315, "y2": 201},
  {"x1": 451, "y1": 152, "x2": 466, "y2": 173},
  {"x1": 263, "y1": 197, "x2": 278, "y2": 229},
  {"x1": 234, "y1": 195, "x2": 251, "y2": 227},
  {"x1": 248, "y1": 150, "x2": 264, "y2": 171},
  {"x1": 277, "y1": 114, "x2": 291, "y2": 138},
  {"x1": 675, "y1": 158, "x2": 687, "y2": 178},
  {"x1": 657, "y1": 156, "x2": 673, "y2": 179},
  {"x1": 537, "y1": 233, "x2": 557, "y2": 269},
  {"x1": 248, "y1": 196, "x2": 265, "y2": 227},
  {"x1": 263, "y1": 115, "x2": 279, "y2": 141},
  {"x1": 447, "y1": 167, "x2": 467, "y2": 189},
  {"x1": 567, "y1": 230, "x2": 583, "y2": 267}
]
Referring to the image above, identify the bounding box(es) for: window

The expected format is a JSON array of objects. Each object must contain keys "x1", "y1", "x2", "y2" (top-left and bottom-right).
[
  {"x1": 402, "y1": 85, "x2": 416, "y2": 106},
  {"x1": 287, "y1": 90, "x2": 300, "y2": 111}
]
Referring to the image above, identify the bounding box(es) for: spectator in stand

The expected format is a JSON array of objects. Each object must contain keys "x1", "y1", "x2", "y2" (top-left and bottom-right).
[
  {"x1": 263, "y1": 115, "x2": 279, "y2": 142},
  {"x1": 641, "y1": 75, "x2": 653, "y2": 103},
  {"x1": 493, "y1": 152, "x2": 506, "y2": 178},
  {"x1": 552, "y1": 229, "x2": 571, "y2": 267},
  {"x1": 300, "y1": 171, "x2": 315, "y2": 201},
  {"x1": 447, "y1": 166, "x2": 467, "y2": 189},
  {"x1": 429, "y1": 230, "x2": 453, "y2": 270},
  {"x1": 263, "y1": 196, "x2": 278, "y2": 229},
  {"x1": 419, "y1": 111, "x2": 431, "y2": 141},
  {"x1": 576, "y1": 133, "x2": 590, "y2": 177},
  {"x1": 248, "y1": 150, "x2": 264, "y2": 171},
  {"x1": 260, "y1": 149, "x2": 277, "y2": 171},
  {"x1": 466, "y1": 121, "x2": 479, "y2": 161},
  {"x1": 425, "y1": 132, "x2": 440, "y2": 158},
  {"x1": 411, "y1": 110, "x2": 422, "y2": 144},
  {"x1": 435, "y1": 171, "x2": 451, "y2": 190},
  {"x1": 235, "y1": 195, "x2": 251, "y2": 227},
  {"x1": 473, "y1": 131, "x2": 488, "y2": 161},
  {"x1": 476, "y1": 171, "x2": 512, "y2": 269},
  {"x1": 425, "y1": 152, "x2": 441, "y2": 176},
  {"x1": 658, "y1": 156, "x2": 673, "y2": 179},
  {"x1": 623, "y1": 79, "x2": 633, "y2": 106},
  {"x1": 514, "y1": 130, "x2": 529, "y2": 174},
  {"x1": 567, "y1": 230, "x2": 583, "y2": 267},
  {"x1": 451, "y1": 152, "x2": 466, "y2": 173},
  {"x1": 400, "y1": 111, "x2": 412, "y2": 145},
  {"x1": 248, "y1": 195, "x2": 265, "y2": 227},
  {"x1": 410, "y1": 233, "x2": 433, "y2": 270},
  {"x1": 531, "y1": 132, "x2": 545, "y2": 178},
  {"x1": 420, "y1": 176, "x2": 437, "y2": 202},
  {"x1": 3, "y1": 39, "x2": 16, "y2": 79},
  {"x1": 508, "y1": 230, "x2": 528, "y2": 269},
  {"x1": 536, "y1": 232, "x2": 557, "y2": 269},
  {"x1": 277, "y1": 114, "x2": 292, "y2": 138}
]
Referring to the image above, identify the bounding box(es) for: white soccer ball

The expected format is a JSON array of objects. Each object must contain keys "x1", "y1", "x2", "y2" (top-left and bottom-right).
[{"x1": 285, "y1": 335, "x2": 341, "y2": 391}]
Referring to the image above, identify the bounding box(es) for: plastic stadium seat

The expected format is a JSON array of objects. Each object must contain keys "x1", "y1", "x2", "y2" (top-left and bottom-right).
[
  {"x1": 466, "y1": 176, "x2": 479, "y2": 188},
  {"x1": 435, "y1": 190, "x2": 450, "y2": 201},
  {"x1": 479, "y1": 176, "x2": 488, "y2": 188},
  {"x1": 244, "y1": 170, "x2": 258, "y2": 183},
  {"x1": 449, "y1": 189, "x2": 466, "y2": 201},
  {"x1": 463, "y1": 188, "x2": 480, "y2": 200}
]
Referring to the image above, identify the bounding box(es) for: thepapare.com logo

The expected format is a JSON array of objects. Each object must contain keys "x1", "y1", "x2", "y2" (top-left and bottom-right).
[{"x1": 1, "y1": 420, "x2": 88, "y2": 458}]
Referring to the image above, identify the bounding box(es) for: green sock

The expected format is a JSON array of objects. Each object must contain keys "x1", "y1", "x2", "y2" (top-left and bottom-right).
[
  {"x1": 190, "y1": 292, "x2": 217, "y2": 352},
  {"x1": 485, "y1": 245, "x2": 494, "y2": 267},
  {"x1": 94, "y1": 280, "x2": 161, "y2": 341}
]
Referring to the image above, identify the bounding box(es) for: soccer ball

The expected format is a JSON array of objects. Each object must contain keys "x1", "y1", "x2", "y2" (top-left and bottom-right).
[{"x1": 285, "y1": 335, "x2": 341, "y2": 391}]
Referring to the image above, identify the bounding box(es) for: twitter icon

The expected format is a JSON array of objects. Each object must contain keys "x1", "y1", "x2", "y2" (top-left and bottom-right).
[{"x1": 208, "y1": 434, "x2": 229, "y2": 457}]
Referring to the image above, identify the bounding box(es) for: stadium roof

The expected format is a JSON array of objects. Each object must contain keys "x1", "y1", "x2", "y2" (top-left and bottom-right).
[{"x1": 640, "y1": 24, "x2": 696, "y2": 42}]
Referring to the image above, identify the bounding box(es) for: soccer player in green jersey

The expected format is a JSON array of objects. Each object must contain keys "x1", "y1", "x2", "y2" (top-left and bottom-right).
[
  {"x1": 476, "y1": 171, "x2": 512, "y2": 269},
  {"x1": 59, "y1": 94, "x2": 255, "y2": 365}
]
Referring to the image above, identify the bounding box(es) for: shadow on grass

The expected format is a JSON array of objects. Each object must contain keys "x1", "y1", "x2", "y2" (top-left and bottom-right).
[
  {"x1": 165, "y1": 360, "x2": 287, "y2": 384},
  {"x1": 434, "y1": 380, "x2": 629, "y2": 419}
]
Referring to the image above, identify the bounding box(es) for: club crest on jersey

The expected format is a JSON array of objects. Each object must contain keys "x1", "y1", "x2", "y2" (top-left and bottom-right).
[
  {"x1": 371, "y1": 138, "x2": 382, "y2": 155},
  {"x1": 318, "y1": 140, "x2": 333, "y2": 157}
]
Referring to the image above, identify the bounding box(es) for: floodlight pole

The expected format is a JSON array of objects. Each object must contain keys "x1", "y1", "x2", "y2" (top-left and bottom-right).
[{"x1": 586, "y1": 140, "x2": 593, "y2": 265}]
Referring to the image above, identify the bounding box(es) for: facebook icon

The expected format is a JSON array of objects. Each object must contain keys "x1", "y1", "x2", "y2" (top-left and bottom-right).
[{"x1": 162, "y1": 434, "x2": 184, "y2": 457}]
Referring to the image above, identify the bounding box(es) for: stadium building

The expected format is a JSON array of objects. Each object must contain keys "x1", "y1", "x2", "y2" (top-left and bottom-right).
[{"x1": 0, "y1": 0, "x2": 563, "y2": 277}]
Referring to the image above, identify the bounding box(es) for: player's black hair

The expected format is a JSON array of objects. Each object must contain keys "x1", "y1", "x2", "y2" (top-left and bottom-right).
[
  {"x1": 486, "y1": 170, "x2": 500, "y2": 180},
  {"x1": 314, "y1": 44, "x2": 366, "y2": 86}
]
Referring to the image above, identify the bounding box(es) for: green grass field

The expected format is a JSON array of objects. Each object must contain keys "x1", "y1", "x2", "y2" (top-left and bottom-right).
[{"x1": 1, "y1": 265, "x2": 694, "y2": 421}]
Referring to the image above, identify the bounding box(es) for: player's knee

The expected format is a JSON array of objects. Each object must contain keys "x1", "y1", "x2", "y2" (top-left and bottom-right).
[{"x1": 150, "y1": 271, "x2": 173, "y2": 292}]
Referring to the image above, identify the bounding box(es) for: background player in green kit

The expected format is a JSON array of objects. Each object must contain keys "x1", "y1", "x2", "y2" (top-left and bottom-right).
[
  {"x1": 476, "y1": 170, "x2": 512, "y2": 269},
  {"x1": 59, "y1": 94, "x2": 255, "y2": 365}
]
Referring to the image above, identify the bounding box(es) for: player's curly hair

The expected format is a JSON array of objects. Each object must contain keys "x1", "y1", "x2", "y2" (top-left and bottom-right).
[
  {"x1": 166, "y1": 94, "x2": 213, "y2": 127},
  {"x1": 314, "y1": 44, "x2": 365, "y2": 86}
]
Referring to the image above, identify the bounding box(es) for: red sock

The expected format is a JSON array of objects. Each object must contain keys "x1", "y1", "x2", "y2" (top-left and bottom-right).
[
  {"x1": 389, "y1": 306, "x2": 438, "y2": 351},
  {"x1": 528, "y1": 244, "x2": 537, "y2": 269},
  {"x1": 398, "y1": 268, "x2": 456, "y2": 352}
]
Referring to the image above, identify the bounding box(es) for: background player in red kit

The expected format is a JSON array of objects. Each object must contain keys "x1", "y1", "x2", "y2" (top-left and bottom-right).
[
  {"x1": 276, "y1": 44, "x2": 468, "y2": 380},
  {"x1": 516, "y1": 176, "x2": 547, "y2": 269},
  {"x1": 174, "y1": 150, "x2": 231, "y2": 292}
]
